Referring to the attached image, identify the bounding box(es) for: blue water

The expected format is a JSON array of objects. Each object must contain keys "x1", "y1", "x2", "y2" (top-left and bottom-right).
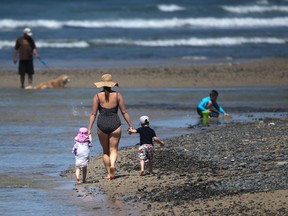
[{"x1": 1, "y1": 0, "x2": 288, "y2": 69}]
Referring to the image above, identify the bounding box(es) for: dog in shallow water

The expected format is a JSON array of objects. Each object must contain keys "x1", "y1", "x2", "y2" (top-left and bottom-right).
[{"x1": 25, "y1": 75, "x2": 70, "y2": 90}]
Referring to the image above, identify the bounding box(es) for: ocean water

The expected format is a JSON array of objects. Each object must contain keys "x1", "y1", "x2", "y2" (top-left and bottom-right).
[
  {"x1": 0, "y1": 86, "x2": 288, "y2": 215},
  {"x1": 1, "y1": 0, "x2": 288, "y2": 69}
]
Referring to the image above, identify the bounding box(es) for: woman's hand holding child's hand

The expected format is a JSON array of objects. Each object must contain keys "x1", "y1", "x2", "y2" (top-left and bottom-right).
[{"x1": 127, "y1": 128, "x2": 133, "y2": 135}]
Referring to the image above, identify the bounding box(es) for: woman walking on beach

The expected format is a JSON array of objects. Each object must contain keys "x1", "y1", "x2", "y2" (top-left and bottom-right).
[{"x1": 88, "y1": 74, "x2": 133, "y2": 180}]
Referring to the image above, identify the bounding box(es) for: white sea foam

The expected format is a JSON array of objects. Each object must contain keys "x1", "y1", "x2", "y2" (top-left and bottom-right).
[
  {"x1": 222, "y1": 5, "x2": 288, "y2": 13},
  {"x1": 36, "y1": 40, "x2": 89, "y2": 48},
  {"x1": 0, "y1": 39, "x2": 89, "y2": 49},
  {"x1": 0, "y1": 19, "x2": 62, "y2": 29},
  {"x1": 1, "y1": 17, "x2": 288, "y2": 30},
  {"x1": 74, "y1": 17, "x2": 288, "y2": 28},
  {"x1": 157, "y1": 4, "x2": 185, "y2": 12},
  {"x1": 91, "y1": 37, "x2": 287, "y2": 47},
  {"x1": 1, "y1": 37, "x2": 286, "y2": 49},
  {"x1": 182, "y1": 56, "x2": 207, "y2": 60},
  {"x1": 95, "y1": 37, "x2": 287, "y2": 47},
  {"x1": 0, "y1": 40, "x2": 14, "y2": 49}
]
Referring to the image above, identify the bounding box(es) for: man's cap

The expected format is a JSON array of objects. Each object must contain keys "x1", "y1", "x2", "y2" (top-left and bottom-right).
[{"x1": 23, "y1": 27, "x2": 33, "y2": 36}]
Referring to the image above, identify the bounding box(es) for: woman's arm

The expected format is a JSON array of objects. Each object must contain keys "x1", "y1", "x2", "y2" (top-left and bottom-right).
[
  {"x1": 88, "y1": 94, "x2": 99, "y2": 135},
  {"x1": 118, "y1": 93, "x2": 133, "y2": 129}
]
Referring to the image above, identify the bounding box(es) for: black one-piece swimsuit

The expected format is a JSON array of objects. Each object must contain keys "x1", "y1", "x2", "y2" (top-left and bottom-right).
[{"x1": 96, "y1": 93, "x2": 121, "y2": 134}]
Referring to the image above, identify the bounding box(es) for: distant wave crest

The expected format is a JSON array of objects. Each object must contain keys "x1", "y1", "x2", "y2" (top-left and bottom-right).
[
  {"x1": 37, "y1": 40, "x2": 89, "y2": 48},
  {"x1": 91, "y1": 37, "x2": 288, "y2": 47},
  {"x1": 1, "y1": 37, "x2": 287, "y2": 49},
  {"x1": 157, "y1": 4, "x2": 185, "y2": 12},
  {"x1": 0, "y1": 19, "x2": 62, "y2": 29},
  {"x1": 1, "y1": 17, "x2": 288, "y2": 30},
  {"x1": 222, "y1": 5, "x2": 288, "y2": 14}
]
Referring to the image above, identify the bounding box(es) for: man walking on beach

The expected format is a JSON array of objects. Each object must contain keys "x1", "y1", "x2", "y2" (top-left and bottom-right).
[{"x1": 13, "y1": 27, "x2": 41, "y2": 89}]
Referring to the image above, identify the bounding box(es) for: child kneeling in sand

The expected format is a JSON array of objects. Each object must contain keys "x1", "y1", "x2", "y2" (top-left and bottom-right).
[
  {"x1": 197, "y1": 89, "x2": 231, "y2": 118},
  {"x1": 129, "y1": 116, "x2": 164, "y2": 176},
  {"x1": 72, "y1": 127, "x2": 92, "y2": 184}
]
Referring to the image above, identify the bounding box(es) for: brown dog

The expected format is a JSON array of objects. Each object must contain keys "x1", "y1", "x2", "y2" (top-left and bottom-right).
[{"x1": 25, "y1": 75, "x2": 70, "y2": 90}]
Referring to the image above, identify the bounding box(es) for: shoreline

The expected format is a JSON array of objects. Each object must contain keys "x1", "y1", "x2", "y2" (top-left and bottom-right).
[
  {"x1": 61, "y1": 118, "x2": 288, "y2": 215},
  {"x1": 1, "y1": 58, "x2": 288, "y2": 88}
]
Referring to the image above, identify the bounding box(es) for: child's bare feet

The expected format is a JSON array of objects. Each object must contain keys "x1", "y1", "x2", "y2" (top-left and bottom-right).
[{"x1": 76, "y1": 179, "x2": 81, "y2": 185}]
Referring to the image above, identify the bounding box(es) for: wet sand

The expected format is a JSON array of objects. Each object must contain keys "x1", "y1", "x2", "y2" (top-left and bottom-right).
[{"x1": 1, "y1": 58, "x2": 288, "y2": 88}]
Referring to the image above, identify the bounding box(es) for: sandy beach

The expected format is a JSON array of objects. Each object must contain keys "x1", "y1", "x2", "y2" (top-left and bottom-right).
[
  {"x1": 61, "y1": 118, "x2": 288, "y2": 215},
  {"x1": 1, "y1": 58, "x2": 288, "y2": 88}
]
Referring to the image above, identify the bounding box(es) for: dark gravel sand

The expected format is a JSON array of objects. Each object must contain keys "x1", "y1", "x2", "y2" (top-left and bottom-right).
[{"x1": 62, "y1": 118, "x2": 288, "y2": 215}]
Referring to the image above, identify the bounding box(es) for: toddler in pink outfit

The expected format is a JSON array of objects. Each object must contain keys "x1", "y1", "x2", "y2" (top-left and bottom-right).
[{"x1": 72, "y1": 127, "x2": 92, "y2": 184}]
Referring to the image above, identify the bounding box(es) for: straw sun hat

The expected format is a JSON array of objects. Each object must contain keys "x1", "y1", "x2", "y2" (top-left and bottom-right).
[{"x1": 94, "y1": 74, "x2": 119, "y2": 88}]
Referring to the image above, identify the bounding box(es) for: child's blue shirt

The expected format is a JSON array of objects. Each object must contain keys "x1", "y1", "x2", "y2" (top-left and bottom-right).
[{"x1": 197, "y1": 96, "x2": 225, "y2": 114}]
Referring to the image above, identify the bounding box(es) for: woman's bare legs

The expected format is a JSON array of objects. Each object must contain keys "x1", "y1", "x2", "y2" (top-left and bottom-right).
[
  {"x1": 98, "y1": 129, "x2": 111, "y2": 178},
  {"x1": 109, "y1": 127, "x2": 121, "y2": 179},
  {"x1": 98, "y1": 127, "x2": 121, "y2": 179}
]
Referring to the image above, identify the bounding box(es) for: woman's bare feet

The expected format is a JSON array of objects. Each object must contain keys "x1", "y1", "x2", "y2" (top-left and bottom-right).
[
  {"x1": 110, "y1": 167, "x2": 116, "y2": 180},
  {"x1": 104, "y1": 175, "x2": 111, "y2": 180}
]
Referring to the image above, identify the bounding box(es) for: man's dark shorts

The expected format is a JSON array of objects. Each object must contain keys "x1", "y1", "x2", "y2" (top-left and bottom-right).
[{"x1": 18, "y1": 60, "x2": 34, "y2": 75}]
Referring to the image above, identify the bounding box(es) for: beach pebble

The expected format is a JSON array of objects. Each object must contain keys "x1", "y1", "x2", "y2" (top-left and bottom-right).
[{"x1": 275, "y1": 161, "x2": 288, "y2": 167}]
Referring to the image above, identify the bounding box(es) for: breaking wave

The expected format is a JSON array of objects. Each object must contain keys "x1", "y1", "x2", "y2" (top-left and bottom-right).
[
  {"x1": 1, "y1": 17, "x2": 288, "y2": 30},
  {"x1": 157, "y1": 4, "x2": 185, "y2": 12},
  {"x1": 222, "y1": 5, "x2": 288, "y2": 14},
  {"x1": 1, "y1": 37, "x2": 287, "y2": 49}
]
